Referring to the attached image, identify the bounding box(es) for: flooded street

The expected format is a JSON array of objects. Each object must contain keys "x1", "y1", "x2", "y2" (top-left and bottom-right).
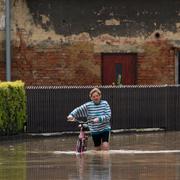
[{"x1": 1, "y1": 131, "x2": 180, "y2": 180}]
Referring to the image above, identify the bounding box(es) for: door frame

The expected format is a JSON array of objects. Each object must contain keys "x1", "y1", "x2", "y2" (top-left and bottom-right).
[{"x1": 101, "y1": 53, "x2": 137, "y2": 85}]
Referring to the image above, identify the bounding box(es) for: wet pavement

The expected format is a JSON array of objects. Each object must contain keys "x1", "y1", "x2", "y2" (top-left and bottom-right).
[{"x1": 0, "y1": 131, "x2": 180, "y2": 180}]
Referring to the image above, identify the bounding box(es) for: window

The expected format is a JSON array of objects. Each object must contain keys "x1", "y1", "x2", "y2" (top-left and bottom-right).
[{"x1": 115, "y1": 63, "x2": 122, "y2": 85}]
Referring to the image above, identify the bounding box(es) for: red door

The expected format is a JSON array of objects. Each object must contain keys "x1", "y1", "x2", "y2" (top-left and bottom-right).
[{"x1": 102, "y1": 53, "x2": 136, "y2": 85}]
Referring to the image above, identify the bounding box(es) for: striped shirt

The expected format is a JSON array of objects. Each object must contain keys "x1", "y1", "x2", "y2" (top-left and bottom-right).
[{"x1": 69, "y1": 100, "x2": 111, "y2": 134}]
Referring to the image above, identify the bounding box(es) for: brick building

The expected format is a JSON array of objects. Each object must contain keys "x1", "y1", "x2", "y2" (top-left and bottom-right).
[{"x1": 0, "y1": 0, "x2": 180, "y2": 85}]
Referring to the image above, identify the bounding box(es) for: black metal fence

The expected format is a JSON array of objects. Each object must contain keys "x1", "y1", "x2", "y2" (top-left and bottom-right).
[{"x1": 26, "y1": 85, "x2": 180, "y2": 133}]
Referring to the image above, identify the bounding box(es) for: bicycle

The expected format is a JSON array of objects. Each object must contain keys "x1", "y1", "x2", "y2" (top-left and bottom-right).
[
  {"x1": 76, "y1": 120, "x2": 89, "y2": 153},
  {"x1": 68, "y1": 118, "x2": 89, "y2": 153}
]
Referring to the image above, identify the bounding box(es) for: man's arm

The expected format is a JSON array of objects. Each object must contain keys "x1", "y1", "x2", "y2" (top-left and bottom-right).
[
  {"x1": 67, "y1": 104, "x2": 88, "y2": 121},
  {"x1": 98, "y1": 101, "x2": 111, "y2": 123}
]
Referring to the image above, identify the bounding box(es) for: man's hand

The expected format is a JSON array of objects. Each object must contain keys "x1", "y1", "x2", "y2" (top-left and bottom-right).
[
  {"x1": 67, "y1": 115, "x2": 75, "y2": 122},
  {"x1": 92, "y1": 117, "x2": 99, "y2": 123}
]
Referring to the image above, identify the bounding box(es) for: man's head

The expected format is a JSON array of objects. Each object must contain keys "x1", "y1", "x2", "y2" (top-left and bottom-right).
[{"x1": 89, "y1": 88, "x2": 102, "y2": 104}]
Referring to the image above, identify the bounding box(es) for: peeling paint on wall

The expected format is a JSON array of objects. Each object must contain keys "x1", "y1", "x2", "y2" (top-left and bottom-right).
[
  {"x1": 0, "y1": 0, "x2": 179, "y2": 85},
  {"x1": 0, "y1": 15, "x2": 5, "y2": 30},
  {"x1": 0, "y1": 0, "x2": 5, "y2": 30},
  {"x1": 10, "y1": 0, "x2": 180, "y2": 49},
  {"x1": 12, "y1": 0, "x2": 62, "y2": 44},
  {"x1": 105, "y1": 18, "x2": 120, "y2": 26},
  {"x1": 176, "y1": 23, "x2": 180, "y2": 31},
  {"x1": 40, "y1": 14, "x2": 50, "y2": 25},
  {"x1": 25, "y1": 0, "x2": 180, "y2": 38}
]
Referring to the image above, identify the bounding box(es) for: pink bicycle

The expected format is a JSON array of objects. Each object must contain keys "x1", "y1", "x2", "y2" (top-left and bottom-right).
[
  {"x1": 76, "y1": 121, "x2": 89, "y2": 153},
  {"x1": 68, "y1": 118, "x2": 89, "y2": 153}
]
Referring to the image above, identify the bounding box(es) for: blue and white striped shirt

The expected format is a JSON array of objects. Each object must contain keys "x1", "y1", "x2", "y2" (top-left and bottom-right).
[{"x1": 69, "y1": 100, "x2": 111, "y2": 134}]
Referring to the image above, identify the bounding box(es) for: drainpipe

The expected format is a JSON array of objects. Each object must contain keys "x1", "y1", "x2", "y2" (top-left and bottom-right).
[{"x1": 5, "y1": 0, "x2": 11, "y2": 81}]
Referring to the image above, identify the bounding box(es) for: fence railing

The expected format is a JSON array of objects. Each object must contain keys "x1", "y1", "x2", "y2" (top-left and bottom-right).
[{"x1": 26, "y1": 85, "x2": 180, "y2": 133}]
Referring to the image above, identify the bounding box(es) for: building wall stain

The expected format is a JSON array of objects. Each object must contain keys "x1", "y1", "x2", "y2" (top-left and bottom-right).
[
  {"x1": 0, "y1": 0, "x2": 5, "y2": 30},
  {"x1": 0, "y1": 0, "x2": 180, "y2": 85}
]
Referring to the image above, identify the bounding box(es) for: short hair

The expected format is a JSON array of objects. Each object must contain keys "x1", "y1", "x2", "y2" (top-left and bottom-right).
[{"x1": 89, "y1": 88, "x2": 101, "y2": 98}]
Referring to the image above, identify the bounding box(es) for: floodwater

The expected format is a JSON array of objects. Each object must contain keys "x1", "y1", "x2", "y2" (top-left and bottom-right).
[{"x1": 1, "y1": 131, "x2": 180, "y2": 180}]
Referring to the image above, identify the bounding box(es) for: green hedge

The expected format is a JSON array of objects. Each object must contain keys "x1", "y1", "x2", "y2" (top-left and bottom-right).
[{"x1": 0, "y1": 81, "x2": 27, "y2": 135}]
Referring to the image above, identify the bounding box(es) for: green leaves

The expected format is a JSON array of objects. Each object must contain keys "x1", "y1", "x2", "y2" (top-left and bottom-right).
[{"x1": 0, "y1": 81, "x2": 27, "y2": 135}]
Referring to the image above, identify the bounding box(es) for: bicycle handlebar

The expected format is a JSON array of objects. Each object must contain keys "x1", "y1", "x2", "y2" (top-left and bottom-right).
[{"x1": 67, "y1": 118, "x2": 92, "y2": 124}]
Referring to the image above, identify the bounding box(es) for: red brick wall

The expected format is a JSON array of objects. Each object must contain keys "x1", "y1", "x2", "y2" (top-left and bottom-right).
[
  {"x1": 137, "y1": 40, "x2": 175, "y2": 85},
  {"x1": 0, "y1": 37, "x2": 176, "y2": 86},
  {"x1": 12, "y1": 42, "x2": 101, "y2": 85},
  {"x1": 0, "y1": 0, "x2": 178, "y2": 86}
]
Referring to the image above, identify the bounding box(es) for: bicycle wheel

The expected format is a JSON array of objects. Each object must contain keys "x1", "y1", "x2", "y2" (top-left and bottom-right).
[
  {"x1": 76, "y1": 139, "x2": 82, "y2": 153},
  {"x1": 82, "y1": 138, "x2": 88, "y2": 151}
]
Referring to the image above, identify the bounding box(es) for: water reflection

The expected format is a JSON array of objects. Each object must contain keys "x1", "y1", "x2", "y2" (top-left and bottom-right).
[
  {"x1": 88, "y1": 153, "x2": 111, "y2": 180},
  {"x1": 0, "y1": 142, "x2": 26, "y2": 180},
  {"x1": 110, "y1": 153, "x2": 180, "y2": 180},
  {"x1": 0, "y1": 132, "x2": 180, "y2": 179},
  {"x1": 73, "y1": 152, "x2": 111, "y2": 180}
]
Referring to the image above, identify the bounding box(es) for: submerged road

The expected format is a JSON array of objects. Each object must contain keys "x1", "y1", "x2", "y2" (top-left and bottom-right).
[{"x1": 0, "y1": 131, "x2": 180, "y2": 179}]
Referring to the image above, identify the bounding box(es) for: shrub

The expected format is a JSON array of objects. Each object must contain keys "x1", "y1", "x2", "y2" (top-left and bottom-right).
[{"x1": 0, "y1": 81, "x2": 26, "y2": 135}]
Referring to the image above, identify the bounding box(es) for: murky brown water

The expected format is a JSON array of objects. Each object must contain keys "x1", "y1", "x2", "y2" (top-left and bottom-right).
[{"x1": 1, "y1": 131, "x2": 180, "y2": 180}]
